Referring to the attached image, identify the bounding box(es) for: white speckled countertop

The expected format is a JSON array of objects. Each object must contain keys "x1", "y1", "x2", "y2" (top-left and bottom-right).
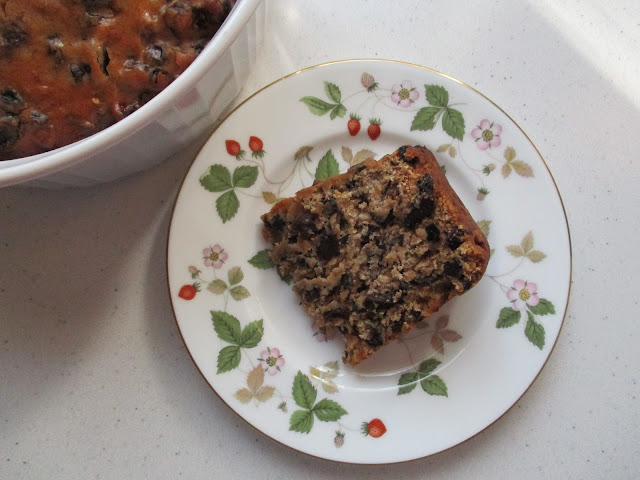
[{"x1": 1, "y1": 0, "x2": 639, "y2": 478}]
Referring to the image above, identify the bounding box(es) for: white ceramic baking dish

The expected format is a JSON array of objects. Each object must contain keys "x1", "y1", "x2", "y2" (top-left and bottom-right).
[{"x1": 0, "y1": 0, "x2": 265, "y2": 188}]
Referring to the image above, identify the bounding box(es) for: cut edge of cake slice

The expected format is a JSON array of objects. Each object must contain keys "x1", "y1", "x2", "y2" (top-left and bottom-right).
[{"x1": 261, "y1": 145, "x2": 490, "y2": 366}]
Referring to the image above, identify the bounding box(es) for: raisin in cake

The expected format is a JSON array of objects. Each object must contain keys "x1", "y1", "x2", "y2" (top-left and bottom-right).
[
  {"x1": 261, "y1": 145, "x2": 490, "y2": 366},
  {"x1": 0, "y1": 0, "x2": 232, "y2": 160}
]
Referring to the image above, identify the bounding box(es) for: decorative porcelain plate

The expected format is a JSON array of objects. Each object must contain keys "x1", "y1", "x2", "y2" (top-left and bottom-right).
[{"x1": 167, "y1": 60, "x2": 571, "y2": 464}]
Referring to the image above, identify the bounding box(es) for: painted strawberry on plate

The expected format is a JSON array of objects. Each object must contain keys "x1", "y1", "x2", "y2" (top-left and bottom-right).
[
  {"x1": 178, "y1": 283, "x2": 200, "y2": 300},
  {"x1": 225, "y1": 140, "x2": 245, "y2": 160},
  {"x1": 367, "y1": 118, "x2": 382, "y2": 140},
  {"x1": 361, "y1": 418, "x2": 387, "y2": 438},
  {"x1": 347, "y1": 114, "x2": 361, "y2": 136},
  {"x1": 249, "y1": 136, "x2": 266, "y2": 158},
  {"x1": 361, "y1": 72, "x2": 378, "y2": 92}
]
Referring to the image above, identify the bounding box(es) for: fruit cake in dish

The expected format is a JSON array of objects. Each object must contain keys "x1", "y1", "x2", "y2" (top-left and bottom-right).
[
  {"x1": 261, "y1": 145, "x2": 490, "y2": 366},
  {"x1": 0, "y1": 0, "x2": 232, "y2": 161}
]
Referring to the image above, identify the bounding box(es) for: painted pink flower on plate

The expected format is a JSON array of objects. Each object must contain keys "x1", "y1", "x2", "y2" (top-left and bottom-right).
[
  {"x1": 203, "y1": 244, "x2": 228, "y2": 268},
  {"x1": 312, "y1": 320, "x2": 336, "y2": 342},
  {"x1": 507, "y1": 279, "x2": 540, "y2": 311},
  {"x1": 390, "y1": 81, "x2": 419, "y2": 107},
  {"x1": 258, "y1": 347, "x2": 285, "y2": 375},
  {"x1": 471, "y1": 119, "x2": 503, "y2": 150}
]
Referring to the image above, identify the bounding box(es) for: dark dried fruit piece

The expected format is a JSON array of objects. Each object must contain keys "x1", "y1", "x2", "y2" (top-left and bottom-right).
[
  {"x1": 326, "y1": 307, "x2": 349, "y2": 319},
  {"x1": 375, "y1": 209, "x2": 395, "y2": 227},
  {"x1": 292, "y1": 211, "x2": 316, "y2": 237},
  {"x1": 414, "y1": 274, "x2": 439, "y2": 287},
  {"x1": 1, "y1": 89, "x2": 25, "y2": 114},
  {"x1": 366, "y1": 330, "x2": 384, "y2": 347},
  {"x1": 443, "y1": 259, "x2": 463, "y2": 278},
  {"x1": 138, "y1": 91, "x2": 154, "y2": 105},
  {"x1": 404, "y1": 197, "x2": 435, "y2": 229},
  {"x1": 364, "y1": 292, "x2": 394, "y2": 311},
  {"x1": 446, "y1": 228, "x2": 465, "y2": 250},
  {"x1": 397, "y1": 145, "x2": 419, "y2": 165},
  {"x1": 1, "y1": 22, "x2": 28, "y2": 53},
  {"x1": 193, "y1": 40, "x2": 206, "y2": 54},
  {"x1": 192, "y1": 2, "x2": 227, "y2": 33},
  {"x1": 426, "y1": 224, "x2": 440, "y2": 242},
  {"x1": 323, "y1": 197, "x2": 339, "y2": 215},
  {"x1": 150, "y1": 68, "x2": 171, "y2": 86},
  {"x1": 316, "y1": 233, "x2": 339, "y2": 262},
  {"x1": 70, "y1": 63, "x2": 92, "y2": 82},
  {"x1": 192, "y1": 7, "x2": 216, "y2": 31},
  {"x1": 265, "y1": 214, "x2": 285, "y2": 232},
  {"x1": 303, "y1": 288, "x2": 320, "y2": 302},
  {"x1": 262, "y1": 213, "x2": 286, "y2": 243},
  {"x1": 339, "y1": 273, "x2": 352, "y2": 288},
  {"x1": 418, "y1": 175, "x2": 434, "y2": 195},
  {"x1": 0, "y1": 115, "x2": 20, "y2": 149}
]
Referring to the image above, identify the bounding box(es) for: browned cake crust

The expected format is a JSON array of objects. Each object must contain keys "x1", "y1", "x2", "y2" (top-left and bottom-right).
[
  {"x1": 261, "y1": 145, "x2": 490, "y2": 365},
  {"x1": 0, "y1": 0, "x2": 231, "y2": 160}
]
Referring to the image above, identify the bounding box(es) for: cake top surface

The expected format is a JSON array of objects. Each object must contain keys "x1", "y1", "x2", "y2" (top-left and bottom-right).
[{"x1": 0, "y1": 0, "x2": 230, "y2": 160}]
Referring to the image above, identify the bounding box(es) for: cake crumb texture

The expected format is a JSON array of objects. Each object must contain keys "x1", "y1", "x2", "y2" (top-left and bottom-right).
[{"x1": 261, "y1": 145, "x2": 490, "y2": 365}]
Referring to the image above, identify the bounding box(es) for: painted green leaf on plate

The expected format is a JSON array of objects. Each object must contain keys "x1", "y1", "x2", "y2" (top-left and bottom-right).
[
  {"x1": 315, "y1": 150, "x2": 339, "y2": 180},
  {"x1": 525, "y1": 311, "x2": 545, "y2": 349},
  {"x1": 418, "y1": 358, "x2": 441, "y2": 376},
  {"x1": 442, "y1": 108, "x2": 465, "y2": 140},
  {"x1": 300, "y1": 97, "x2": 334, "y2": 116},
  {"x1": 529, "y1": 298, "x2": 555, "y2": 316},
  {"x1": 211, "y1": 310, "x2": 241, "y2": 344},
  {"x1": 216, "y1": 190, "x2": 239, "y2": 223},
  {"x1": 237, "y1": 319, "x2": 263, "y2": 348},
  {"x1": 312, "y1": 399, "x2": 347, "y2": 422},
  {"x1": 292, "y1": 371, "x2": 317, "y2": 410},
  {"x1": 289, "y1": 409, "x2": 314, "y2": 433},
  {"x1": 426, "y1": 84, "x2": 449, "y2": 107},
  {"x1": 200, "y1": 164, "x2": 233, "y2": 192},
  {"x1": 248, "y1": 250, "x2": 274, "y2": 269},
  {"x1": 324, "y1": 81, "x2": 342, "y2": 103},
  {"x1": 232, "y1": 165, "x2": 259, "y2": 188},
  {"x1": 411, "y1": 106, "x2": 441, "y2": 131},
  {"x1": 331, "y1": 104, "x2": 347, "y2": 119},
  {"x1": 397, "y1": 372, "x2": 419, "y2": 395},
  {"x1": 421, "y1": 375, "x2": 448, "y2": 397},
  {"x1": 217, "y1": 345, "x2": 241, "y2": 373},
  {"x1": 497, "y1": 307, "x2": 521, "y2": 328}
]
